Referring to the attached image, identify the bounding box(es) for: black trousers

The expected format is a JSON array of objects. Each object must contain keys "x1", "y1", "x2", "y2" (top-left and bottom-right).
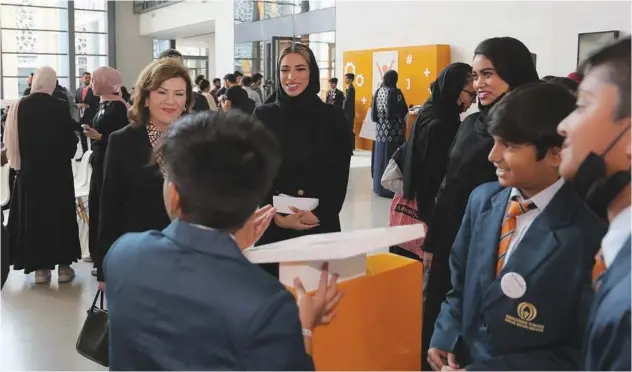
[
  {"x1": 77, "y1": 130, "x2": 88, "y2": 154},
  {"x1": 421, "y1": 250, "x2": 453, "y2": 370}
]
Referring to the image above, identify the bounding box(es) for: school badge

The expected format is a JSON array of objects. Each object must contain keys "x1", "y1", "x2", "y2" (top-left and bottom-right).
[{"x1": 505, "y1": 302, "x2": 545, "y2": 332}]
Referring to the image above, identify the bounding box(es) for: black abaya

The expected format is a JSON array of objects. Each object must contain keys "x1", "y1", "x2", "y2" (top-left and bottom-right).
[{"x1": 8, "y1": 93, "x2": 81, "y2": 273}]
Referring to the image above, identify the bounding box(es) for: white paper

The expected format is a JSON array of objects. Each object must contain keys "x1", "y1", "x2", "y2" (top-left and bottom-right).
[
  {"x1": 244, "y1": 224, "x2": 426, "y2": 263},
  {"x1": 272, "y1": 195, "x2": 319, "y2": 215}
]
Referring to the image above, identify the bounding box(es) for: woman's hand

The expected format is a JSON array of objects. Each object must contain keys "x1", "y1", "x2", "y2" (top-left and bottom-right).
[
  {"x1": 295, "y1": 262, "x2": 342, "y2": 330},
  {"x1": 83, "y1": 125, "x2": 102, "y2": 140},
  {"x1": 274, "y1": 209, "x2": 319, "y2": 231},
  {"x1": 235, "y1": 205, "x2": 276, "y2": 250},
  {"x1": 289, "y1": 207, "x2": 319, "y2": 226},
  {"x1": 98, "y1": 281, "x2": 105, "y2": 292}
]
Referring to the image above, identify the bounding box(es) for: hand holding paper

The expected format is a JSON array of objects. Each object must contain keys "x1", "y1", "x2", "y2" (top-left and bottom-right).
[{"x1": 273, "y1": 195, "x2": 319, "y2": 215}]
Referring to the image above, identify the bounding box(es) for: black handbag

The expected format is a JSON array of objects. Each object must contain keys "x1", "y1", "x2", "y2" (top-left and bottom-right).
[{"x1": 76, "y1": 290, "x2": 109, "y2": 367}]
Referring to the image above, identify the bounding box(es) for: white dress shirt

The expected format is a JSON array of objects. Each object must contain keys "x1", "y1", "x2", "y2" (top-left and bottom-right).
[
  {"x1": 601, "y1": 205, "x2": 631, "y2": 268},
  {"x1": 502, "y1": 177, "x2": 566, "y2": 268}
]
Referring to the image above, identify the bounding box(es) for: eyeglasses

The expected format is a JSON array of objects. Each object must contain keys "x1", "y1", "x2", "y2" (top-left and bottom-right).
[{"x1": 462, "y1": 89, "x2": 477, "y2": 100}]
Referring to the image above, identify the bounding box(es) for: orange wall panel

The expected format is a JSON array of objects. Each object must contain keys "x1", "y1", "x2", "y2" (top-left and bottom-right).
[{"x1": 343, "y1": 45, "x2": 450, "y2": 151}]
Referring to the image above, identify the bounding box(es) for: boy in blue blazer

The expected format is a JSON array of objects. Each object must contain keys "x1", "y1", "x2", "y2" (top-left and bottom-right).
[
  {"x1": 557, "y1": 37, "x2": 631, "y2": 371},
  {"x1": 103, "y1": 112, "x2": 342, "y2": 370},
  {"x1": 428, "y1": 83, "x2": 607, "y2": 370}
]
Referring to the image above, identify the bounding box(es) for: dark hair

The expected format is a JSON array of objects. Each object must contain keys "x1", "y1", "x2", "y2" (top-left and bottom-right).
[
  {"x1": 329, "y1": 77, "x2": 338, "y2": 84},
  {"x1": 541, "y1": 75, "x2": 556, "y2": 82},
  {"x1": 345, "y1": 73, "x2": 355, "y2": 81},
  {"x1": 241, "y1": 76, "x2": 253, "y2": 87},
  {"x1": 578, "y1": 37, "x2": 631, "y2": 120},
  {"x1": 82, "y1": 72, "x2": 91, "y2": 76},
  {"x1": 213, "y1": 78, "x2": 221, "y2": 84},
  {"x1": 129, "y1": 58, "x2": 194, "y2": 124},
  {"x1": 252, "y1": 72, "x2": 263, "y2": 83},
  {"x1": 161, "y1": 111, "x2": 281, "y2": 230},
  {"x1": 488, "y1": 82, "x2": 575, "y2": 160},
  {"x1": 474, "y1": 37, "x2": 539, "y2": 89},
  {"x1": 546, "y1": 77, "x2": 579, "y2": 94},
  {"x1": 223, "y1": 73, "x2": 237, "y2": 84},
  {"x1": 234, "y1": 70, "x2": 244, "y2": 78},
  {"x1": 158, "y1": 48, "x2": 183, "y2": 60},
  {"x1": 195, "y1": 75, "x2": 205, "y2": 85},
  {"x1": 120, "y1": 86, "x2": 131, "y2": 102},
  {"x1": 199, "y1": 79, "x2": 211, "y2": 92},
  {"x1": 29, "y1": 72, "x2": 34, "y2": 77}
]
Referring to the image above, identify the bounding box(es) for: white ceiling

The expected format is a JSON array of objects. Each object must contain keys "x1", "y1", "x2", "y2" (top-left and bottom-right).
[{"x1": 149, "y1": 19, "x2": 215, "y2": 40}]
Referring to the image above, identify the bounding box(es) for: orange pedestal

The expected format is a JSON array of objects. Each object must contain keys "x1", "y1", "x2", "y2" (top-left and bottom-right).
[{"x1": 300, "y1": 253, "x2": 423, "y2": 371}]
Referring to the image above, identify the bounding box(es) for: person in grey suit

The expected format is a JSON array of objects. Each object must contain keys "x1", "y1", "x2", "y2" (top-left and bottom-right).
[
  {"x1": 103, "y1": 111, "x2": 342, "y2": 370},
  {"x1": 557, "y1": 37, "x2": 631, "y2": 371}
]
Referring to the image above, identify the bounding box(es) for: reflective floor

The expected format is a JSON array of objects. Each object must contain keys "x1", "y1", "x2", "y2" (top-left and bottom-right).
[{"x1": 0, "y1": 150, "x2": 391, "y2": 371}]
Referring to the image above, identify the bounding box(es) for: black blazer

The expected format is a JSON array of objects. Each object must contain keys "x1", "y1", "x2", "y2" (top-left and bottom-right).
[
  {"x1": 97, "y1": 124, "x2": 170, "y2": 280},
  {"x1": 75, "y1": 86, "x2": 100, "y2": 124},
  {"x1": 327, "y1": 89, "x2": 344, "y2": 108},
  {"x1": 343, "y1": 84, "x2": 355, "y2": 125},
  {"x1": 254, "y1": 101, "x2": 352, "y2": 244}
]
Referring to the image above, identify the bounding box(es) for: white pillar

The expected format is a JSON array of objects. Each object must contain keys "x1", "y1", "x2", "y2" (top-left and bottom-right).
[{"x1": 213, "y1": 0, "x2": 235, "y2": 77}]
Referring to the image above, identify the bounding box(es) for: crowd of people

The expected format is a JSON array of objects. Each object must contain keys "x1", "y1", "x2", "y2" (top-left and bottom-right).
[{"x1": 0, "y1": 34, "x2": 629, "y2": 371}]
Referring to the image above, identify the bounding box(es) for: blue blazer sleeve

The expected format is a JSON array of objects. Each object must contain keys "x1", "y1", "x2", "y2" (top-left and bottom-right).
[
  {"x1": 242, "y1": 290, "x2": 314, "y2": 371},
  {"x1": 430, "y1": 192, "x2": 476, "y2": 352},
  {"x1": 586, "y1": 309, "x2": 631, "y2": 371}
]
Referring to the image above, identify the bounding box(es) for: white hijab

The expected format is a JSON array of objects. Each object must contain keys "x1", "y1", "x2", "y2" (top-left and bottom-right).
[{"x1": 4, "y1": 66, "x2": 57, "y2": 170}]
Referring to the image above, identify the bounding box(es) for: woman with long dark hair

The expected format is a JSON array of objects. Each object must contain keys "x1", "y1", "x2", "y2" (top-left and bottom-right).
[
  {"x1": 253, "y1": 43, "x2": 352, "y2": 278},
  {"x1": 421, "y1": 37, "x2": 540, "y2": 364}
]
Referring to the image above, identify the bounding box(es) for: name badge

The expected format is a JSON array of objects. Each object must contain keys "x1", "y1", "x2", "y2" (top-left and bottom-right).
[{"x1": 500, "y1": 272, "x2": 527, "y2": 299}]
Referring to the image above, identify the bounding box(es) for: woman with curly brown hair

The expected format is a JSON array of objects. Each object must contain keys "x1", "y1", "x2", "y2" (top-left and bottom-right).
[{"x1": 96, "y1": 58, "x2": 193, "y2": 288}]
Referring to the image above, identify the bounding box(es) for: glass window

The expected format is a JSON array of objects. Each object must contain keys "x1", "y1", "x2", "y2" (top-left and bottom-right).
[
  {"x1": 0, "y1": 0, "x2": 67, "y2": 8},
  {"x1": 74, "y1": 0, "x2": 107, "y2": 11},
  {"x1": 179, "y1": 46, "x2": 208, "y2": 57},
  {"x1": 153, "y1": 39, "x2": 171, "y2": 59},
  {"x1": 75, "y1": 33, "x2": 107, "y2": 55},
  {"x1": 1, "y1": 30, "x2": 70, "y2": 54},
  {"x1": 235, "y1": 41, "x2": 263, "y2": 75},
  {"x1": 184, "y1": 58, "x2": 208, "y2": 81},
  {"x1": 3, "y1": 77, "x2": 70, "y2": 99},
  {"x1": 234, "y1": 0, "x2": 335, "y2": 23},
  {"x1": 0, "y1": 5, "x2": 69, "y2": 31},
  {"x1": 75, "y1": 55, "x2": 108, "y2": 77},
  {"x1": 74, "y1": 10, "x2": 107, "y2": 33},
  {"x1": 2, "y1": 54, "x2": 70, "y2": 78}
]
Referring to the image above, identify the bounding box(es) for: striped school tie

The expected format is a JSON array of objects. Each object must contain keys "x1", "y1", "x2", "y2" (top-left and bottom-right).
[
  {"x1": 496, "y1": 197, "x2": 535, "y2": 276},
  {"x1": 593, "y1": 250, "x2": 606, "y2": 292}
]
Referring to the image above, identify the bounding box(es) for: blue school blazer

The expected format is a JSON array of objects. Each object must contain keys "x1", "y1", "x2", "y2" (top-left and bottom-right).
[{"x1": 430, "y1": 181, "x2": 606, "y2": 370}]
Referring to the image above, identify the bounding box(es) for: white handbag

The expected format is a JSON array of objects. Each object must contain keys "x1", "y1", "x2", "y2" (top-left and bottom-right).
[
  {"x1": 380, "y1": 158, "x2": 404, "y2": 195},
  {"x1": 359, "y1": 109, "x2": 377, "y2": 140}
]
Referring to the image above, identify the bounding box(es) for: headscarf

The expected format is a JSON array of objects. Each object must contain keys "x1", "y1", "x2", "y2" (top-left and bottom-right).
[
  {"x1": 371, "y1": 70, "x2": 407, "y2": 122},
  {"x1": 402, "y1": 63, "x2": 472, "y2": 198},
  {"x1": 422, "y1": 62, "x2": 472, "y2": 118},
  {"x1": 92, "y1": 66, "x2": 129, "y2": 108},
  {"x1": 4, "y1": 66, "x2": 57, "y2": 170},
  {"x1": 275, "y1": 43, "x2": 322, "y2": 114},
  {"x1": 473, "y1": 37, "x2": 540, "y2": 120}
]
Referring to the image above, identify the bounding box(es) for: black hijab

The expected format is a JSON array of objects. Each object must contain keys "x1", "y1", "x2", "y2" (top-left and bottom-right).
[
  {"x1": 372, "y1": 70, "x2": 406, "y2": 122},
  {"x1": 474, "y1": 37, "x2": 540, "y2": 113},
  {"x1": 401, "y1": 63, "x2": 472, "y2": 199},
  {"x1": 275, "y1": 43, "x2": 322, "y2": 114}
]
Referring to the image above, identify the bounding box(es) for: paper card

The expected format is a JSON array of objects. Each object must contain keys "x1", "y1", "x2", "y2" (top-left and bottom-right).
[
  {"x1": 273, "y1": 195, "x2": 319, "y2": 215},
  {"x1": 244, "y1": 224, "x2": 426, "y2": 264}
]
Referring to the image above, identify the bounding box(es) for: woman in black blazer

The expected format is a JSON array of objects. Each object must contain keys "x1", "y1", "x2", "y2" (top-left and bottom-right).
[
  {"x1": 97, "y1": 58, "x2": 194, "y2": 285},
  {"x1": 254, "y1": 43, "x2": 353, "y2": 277}
]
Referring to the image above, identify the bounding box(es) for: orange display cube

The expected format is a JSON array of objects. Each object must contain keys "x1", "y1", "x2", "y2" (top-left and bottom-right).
[{"x1": 298, "y1": 253, "x2": 423, "y2": 371}]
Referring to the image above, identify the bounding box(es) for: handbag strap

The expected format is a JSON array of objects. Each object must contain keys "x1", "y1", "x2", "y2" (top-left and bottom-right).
[{"x1": 90, "y1": 290, "x2": 104, "y2": 310}]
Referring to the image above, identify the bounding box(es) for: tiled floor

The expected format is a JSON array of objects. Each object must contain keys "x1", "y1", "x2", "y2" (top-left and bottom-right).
[{"x1": 0, "y1": 150, "x2": 391, "y2": 371}]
